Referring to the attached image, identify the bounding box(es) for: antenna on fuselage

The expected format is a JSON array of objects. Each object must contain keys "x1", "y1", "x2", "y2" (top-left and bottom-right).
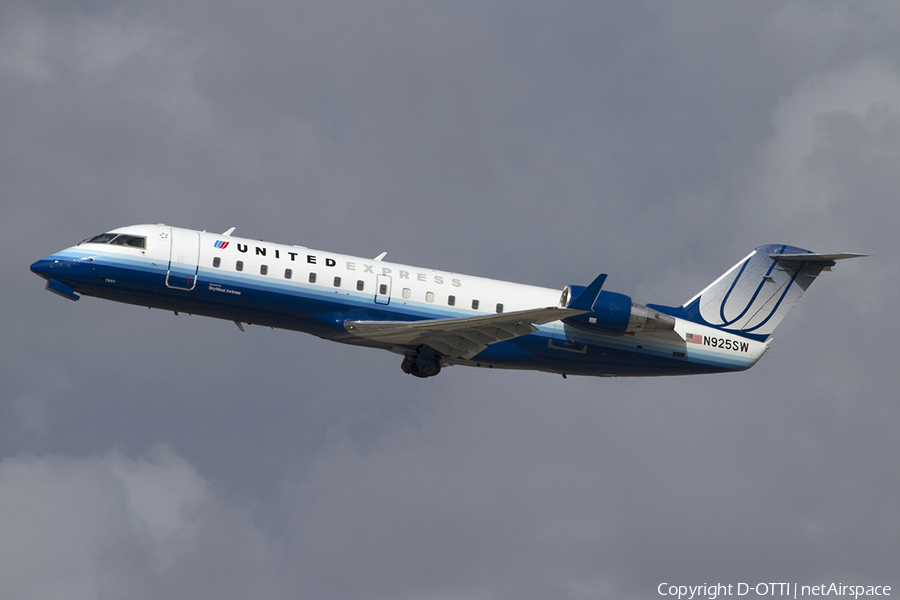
[
  {"x1": 222, "y1": 227, "x2": 236, "y2": 236},
  {"x1": 374, "y1": 251, "x2": 387, "y2": 261}
]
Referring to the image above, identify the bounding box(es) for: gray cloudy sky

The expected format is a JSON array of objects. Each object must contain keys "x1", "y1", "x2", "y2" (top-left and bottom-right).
[{"x1": 2, "y1": 1, "x2": 898, "y2": 598}]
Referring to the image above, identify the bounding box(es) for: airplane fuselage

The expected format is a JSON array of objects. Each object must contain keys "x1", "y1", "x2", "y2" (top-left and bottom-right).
[{"x1": 31, "y1": 224, "x2": 771, "y2": 378}]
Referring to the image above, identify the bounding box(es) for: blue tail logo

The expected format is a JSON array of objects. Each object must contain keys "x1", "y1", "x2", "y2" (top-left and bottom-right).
[{"x1": 652, "y1": 245, "x2": 859, "y2": 342}]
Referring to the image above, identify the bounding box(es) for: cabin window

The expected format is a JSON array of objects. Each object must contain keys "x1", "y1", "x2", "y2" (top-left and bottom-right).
[
  {"x1": 236, "y1": 260, "x2": 244, "y2": 272},
  {"x1": 448, "y1": 295, "x2": 456, "y2": 306},
  {"x1": 334, "y1": 276, "x2": 341, "y2": 288},
  {"x1": 357, "y1": 280, "x2": 365, "y2": 291},
  {"x1": 379, "y1": 284, "x2": 389, "y2": 295},
  {"x1": 110, "y1": 234, "x2": 146, "y2": 248},
  {"x1": 309, "y1": 272, "x2": 317, "y2": 283},
  {"x1": 213, "y1": 257, "x2": 221, "y2": 268},
  {"x1": 285, "y1": 269, "x2": 292, "y2": 279},
  {"x1": 402, "y1": 288, "x2": 411, "y2": 299},
  {"x1": 260, "y1": 265, "x2": 268, "y2": 275},
  {"x1": 471, "y1": 299, "x2": 480, "y2": 310},
  {"x1": 496, "y1": 303, "x2": 504, "y2": 314},
  {"x1": 426, "y1": 291, "x2": 434, "y2": 303}
]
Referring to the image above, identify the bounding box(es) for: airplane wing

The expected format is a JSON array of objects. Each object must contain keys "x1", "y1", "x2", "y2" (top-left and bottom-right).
[{"x1": 344, "y1": 306, "x2": 585, "y2": 360}]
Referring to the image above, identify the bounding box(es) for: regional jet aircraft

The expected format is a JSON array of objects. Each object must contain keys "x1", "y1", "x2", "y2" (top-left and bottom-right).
[{"x1": 30, "y1": 225, "x2": 863, "y2": 378}]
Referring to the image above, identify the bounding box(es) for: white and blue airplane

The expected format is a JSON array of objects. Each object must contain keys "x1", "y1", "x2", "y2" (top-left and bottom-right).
[{"x1": 31, "y1": 224, "x2": 863, "y2": 378}]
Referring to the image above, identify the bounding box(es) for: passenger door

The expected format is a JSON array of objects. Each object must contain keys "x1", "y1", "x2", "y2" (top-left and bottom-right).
[{"x1": 166, "y1": 228, "x2": 200, "y2": 291}]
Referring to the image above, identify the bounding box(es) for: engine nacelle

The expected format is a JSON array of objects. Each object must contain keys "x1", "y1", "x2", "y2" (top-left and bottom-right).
[{"x1": 560, "y1": 285, "x2": 676, "y2": 336}]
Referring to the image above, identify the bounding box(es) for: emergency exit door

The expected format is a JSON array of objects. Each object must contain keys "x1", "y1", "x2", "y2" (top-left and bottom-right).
[{"x1": 375, "y1": 274, "x2": 391, "y2": 305}]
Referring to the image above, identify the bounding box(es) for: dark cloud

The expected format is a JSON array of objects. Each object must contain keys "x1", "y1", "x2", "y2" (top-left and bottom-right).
[{"x1": 2, "y1": 1, "x2": 898, "y2": 598}]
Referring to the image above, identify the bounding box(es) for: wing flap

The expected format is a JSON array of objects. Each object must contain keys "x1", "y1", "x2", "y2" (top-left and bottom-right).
[{"x1": 344, "y1": 306, "x2": 584, "y2": 360}]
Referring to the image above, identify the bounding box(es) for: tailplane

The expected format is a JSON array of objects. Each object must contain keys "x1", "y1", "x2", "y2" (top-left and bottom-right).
[{"x1": 649, "y1": 245, "x2": 865, "y2": 341}]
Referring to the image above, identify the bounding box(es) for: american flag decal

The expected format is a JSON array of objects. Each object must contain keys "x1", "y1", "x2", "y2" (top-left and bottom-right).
[
  {"x1": 214, "y1": 240, "x2": 229, "y2": 249},
  {"x1": 685, "y1": 333, "x2": 703, "y2": 344}
]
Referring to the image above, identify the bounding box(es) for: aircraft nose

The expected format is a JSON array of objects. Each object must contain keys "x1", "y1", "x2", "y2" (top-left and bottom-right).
[{"x1": 30, "y1": 258, "x2": 57, "y2": 279}]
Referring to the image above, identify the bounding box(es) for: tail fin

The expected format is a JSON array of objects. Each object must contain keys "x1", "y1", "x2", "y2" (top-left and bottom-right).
[{"x1": 650, "y1": 245, "x2": 864, "y2": 341}]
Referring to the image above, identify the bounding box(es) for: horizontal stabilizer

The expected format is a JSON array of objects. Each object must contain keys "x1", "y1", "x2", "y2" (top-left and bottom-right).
[
  {"x1": 345, "y1": 306, "x2": 584, "y2": 359},
  {"x1": 770, "y1": 252, "x2": 867, "y2": 262}
]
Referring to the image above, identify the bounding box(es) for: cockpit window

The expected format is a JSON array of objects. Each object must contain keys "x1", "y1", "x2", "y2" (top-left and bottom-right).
[
  {"x1": 109, "y1": 235, "x2": 146, "y2": 248},
  {"x1": 81, "y1": 233, "x2": 146, "y2": 248},
  {"x1": 84, "y1": 232, "x2": 119, "y2": 245}
]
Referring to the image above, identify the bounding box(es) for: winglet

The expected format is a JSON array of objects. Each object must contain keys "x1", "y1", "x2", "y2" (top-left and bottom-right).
[{"x1": 567, "y1": 274, "x2": 607, "y2": 311}]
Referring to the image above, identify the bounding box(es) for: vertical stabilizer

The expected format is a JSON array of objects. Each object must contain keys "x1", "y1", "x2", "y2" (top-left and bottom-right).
[{"x1": 652, "y1": 245, "x2": 863, "y2": 341}]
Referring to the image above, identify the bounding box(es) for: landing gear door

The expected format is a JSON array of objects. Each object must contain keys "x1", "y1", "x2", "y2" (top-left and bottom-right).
[
  {"x1": 375, "y1": 274, "x2": 391, "y2": 305},
  {"x1": 166, "y1": 228, "x2": 200, "y2": 291}
]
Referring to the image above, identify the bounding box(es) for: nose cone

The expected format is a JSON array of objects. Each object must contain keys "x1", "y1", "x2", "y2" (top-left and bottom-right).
[
  {"x1": 30, "y1": 257, "x2": 56, "y2": 280},
  {"x1": 31, "y1": 254, "x2": 82, "y2": 301}
]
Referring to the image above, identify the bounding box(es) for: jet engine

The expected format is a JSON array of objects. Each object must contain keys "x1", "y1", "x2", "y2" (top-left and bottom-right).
[{"x1": 559, "y1": 285, "x2": 675, "y2": 336}]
